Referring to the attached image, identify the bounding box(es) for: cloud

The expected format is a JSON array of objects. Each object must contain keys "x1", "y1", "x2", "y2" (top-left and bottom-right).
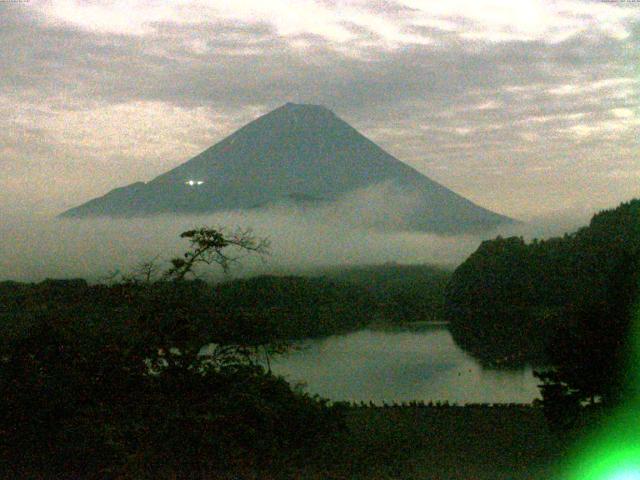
[
  {"x1": 25, "y1": 0, "x2": 640, "y2": 44},
  {"x1": 0, "y1": 1, "x2": 638, "y2": 223},
  {"x1": 0, "y1": 175, "x2": 603, "y2": 284},
  {"x1": 0, "y1": 203, "x2": 480, "y2": 283}
]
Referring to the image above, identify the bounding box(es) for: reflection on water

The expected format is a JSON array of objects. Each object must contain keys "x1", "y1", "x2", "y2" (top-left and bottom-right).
[{"x1": 269, "y1": 324, "x2": 541, "y2": 404}]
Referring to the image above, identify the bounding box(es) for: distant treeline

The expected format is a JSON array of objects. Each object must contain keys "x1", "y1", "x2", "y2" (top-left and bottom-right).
[
  {"x1": 211, "y1": 264, "x2": 452, "y2": 339},
  {"x1": 0, "y1": 263, "x2": 451, "y2": 343},
  {"x1": 213, "y1": 275, "x2": 373, "y2": 338},
  {"x1": 445, "y1": 198, "x2": 640, "y2": 367},
  {"x1": 323, "y1": 263, "x2": 451, "y2": 323}
]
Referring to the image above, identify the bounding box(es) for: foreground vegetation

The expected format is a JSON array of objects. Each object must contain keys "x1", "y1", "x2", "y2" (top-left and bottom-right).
[
  {"x1": 445, "y1": 198, "x2": 640, "y2": 441},
  {"x1": 3, "y1": 196, "x2": 638, "y2": 477},
  {"x1": 1, "y1": 276, "x2": 561, "y2": 479},
  {"x1": 0, "y1": 228, "x2": 456, "y2": 478},
  {"x1": 0, "y1": 281, "x2": 345, "y2": 478},
  {"x1": 317, "y1": 404, "x2": 566, "y2": 480}
]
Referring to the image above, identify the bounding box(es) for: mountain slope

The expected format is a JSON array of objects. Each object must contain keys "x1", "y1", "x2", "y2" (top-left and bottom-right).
[{"x1": 60, "y1": 103, "x2": 514, "y2": 233}]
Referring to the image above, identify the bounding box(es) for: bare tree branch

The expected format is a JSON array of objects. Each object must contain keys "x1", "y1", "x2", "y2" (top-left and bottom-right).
[
  {"x1": 164, "y1": 227, "x2": 270, "y2": 281},
  {"x1": 121, "y1": 255, "x2": 163, "y2": 284}
]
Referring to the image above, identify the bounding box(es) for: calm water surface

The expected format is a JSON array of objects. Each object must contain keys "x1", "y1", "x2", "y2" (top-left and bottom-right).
[{"x1": 269, "y1": 324, "x2": 541, "y2": 404}]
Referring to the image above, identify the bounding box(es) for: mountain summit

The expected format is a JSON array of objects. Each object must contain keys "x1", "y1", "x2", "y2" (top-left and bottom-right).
[{"x1": 60, "y1": 103, "x2": 514, "y2": 233}]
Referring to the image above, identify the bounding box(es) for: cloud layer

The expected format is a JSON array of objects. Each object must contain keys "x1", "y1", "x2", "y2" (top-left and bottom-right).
[
  {"x1": 0, "y1": 186, "x2": 476, "y2": 282},
  {"x1": 0, "y1": 180, "x2": 593, "y2": 283}
]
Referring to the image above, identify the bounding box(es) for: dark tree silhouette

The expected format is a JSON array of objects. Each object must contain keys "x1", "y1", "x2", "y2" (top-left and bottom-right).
[
  {"x1": 0, "y1": 227, "x2": 344, "y2": 479},
  {"x1": 535, "y1": 251, "x2": 640, "y2": 430},
  {"x1": 445, "y1": 198, "x2": 640, "y2": 369},
  {"x1": 165, "y1": 227, "x2": 270, "y2": 280}
]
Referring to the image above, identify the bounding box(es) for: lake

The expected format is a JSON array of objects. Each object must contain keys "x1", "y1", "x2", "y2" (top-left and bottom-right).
[{"x1": 269, "y1": 323, "x2": 541, "y2": 404}]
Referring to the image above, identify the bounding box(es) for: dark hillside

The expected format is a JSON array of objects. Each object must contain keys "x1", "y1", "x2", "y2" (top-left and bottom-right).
[
  {"x1": 323, "y1": 263, "x2": 451, "y2": 322},
  {"x1": 445, "y1": 198, "x2": 640, "y2": 367}
]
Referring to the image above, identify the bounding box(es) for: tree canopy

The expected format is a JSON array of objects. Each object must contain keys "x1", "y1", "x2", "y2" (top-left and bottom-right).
[
  {"x1": 444, "y1": 198, "x2": 640, "y2": 426},
  {"x1": 0, "y1": 227, "x2": 344, "y2": 479}
]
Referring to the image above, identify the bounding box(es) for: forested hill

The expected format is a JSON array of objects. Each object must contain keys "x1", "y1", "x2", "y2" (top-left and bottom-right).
[
  {"x1": 444, "y1": 198, "x2": 640, "y2": 367},
  {"x1": 321, "y1": 264, "x2": 451, "y2": 323},
  {"x1": 1, "y1": 264, "x2": 450, "y2": 343}
]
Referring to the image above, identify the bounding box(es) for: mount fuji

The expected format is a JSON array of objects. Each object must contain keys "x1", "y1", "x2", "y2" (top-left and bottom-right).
[{"x1": 60, "y1": 103, "x2": 514, "y2": 234}]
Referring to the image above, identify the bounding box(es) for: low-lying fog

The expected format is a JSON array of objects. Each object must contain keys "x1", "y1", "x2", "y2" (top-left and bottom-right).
[{"x1": 0, "y1": 185, "x2": 591, "y2": 283}]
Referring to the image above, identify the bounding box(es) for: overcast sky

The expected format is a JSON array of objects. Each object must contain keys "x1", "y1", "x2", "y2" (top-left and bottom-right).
[{"x1": 1, "y1": 0, "x2": 639, "y2": 220}]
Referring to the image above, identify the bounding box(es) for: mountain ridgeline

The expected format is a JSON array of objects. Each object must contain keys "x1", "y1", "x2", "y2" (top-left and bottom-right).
[{"x1": 60, "y1": 103, "x2": 513, "y2": 234}]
